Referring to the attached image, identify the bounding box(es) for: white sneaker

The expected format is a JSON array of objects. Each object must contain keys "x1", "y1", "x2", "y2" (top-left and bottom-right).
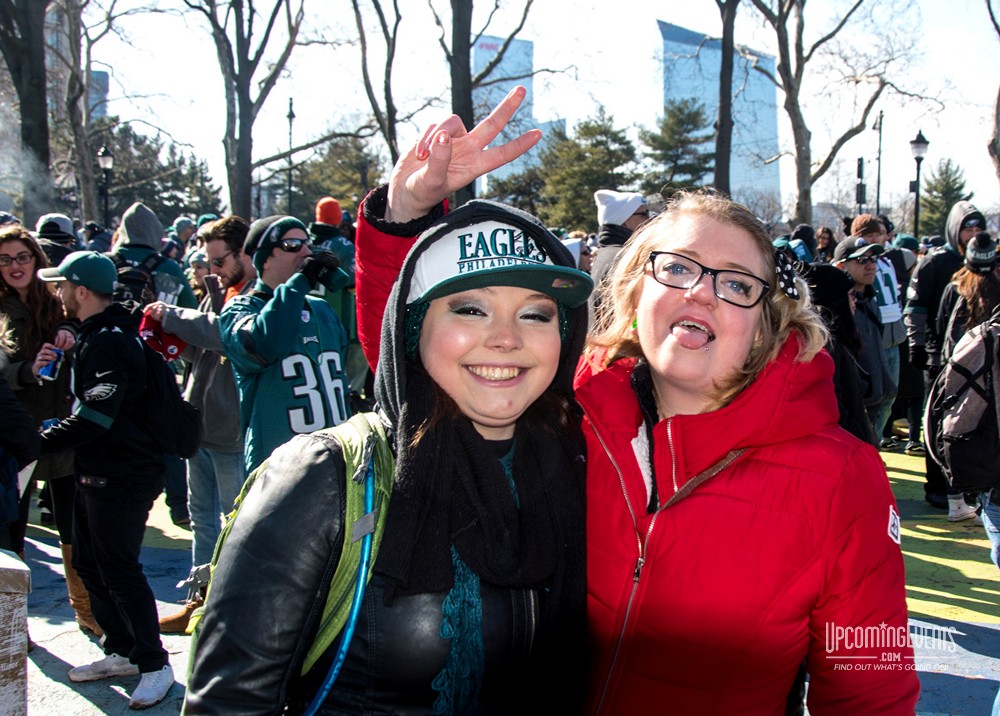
[
  {"x1": 68, "y1": 653, "x2": 139, "y2": 682},
  {"x1": 948, "y1": 497, "x2": 978, "y2": 522},
  {"x1": 129, "y1": 664, "x2": 174, "y2": 709}
]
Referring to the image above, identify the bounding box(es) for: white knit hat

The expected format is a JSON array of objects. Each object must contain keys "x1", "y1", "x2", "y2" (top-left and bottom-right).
[{"x1": 594, "y1": 190, "x2": 646, "y2": 226}]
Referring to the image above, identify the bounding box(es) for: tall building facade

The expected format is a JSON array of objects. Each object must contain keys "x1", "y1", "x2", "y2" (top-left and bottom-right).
[
  {"x1": 658, "y1": 21, "x2": 781, "y2": 204},
  {"x1": 471, "y1": 35, "x2": 563, "y2": 195}
]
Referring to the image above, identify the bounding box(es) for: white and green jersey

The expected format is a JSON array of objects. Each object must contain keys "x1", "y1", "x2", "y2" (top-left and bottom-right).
[{"x1": 220, "y1": 274, "x2": 351, "y2": 472}]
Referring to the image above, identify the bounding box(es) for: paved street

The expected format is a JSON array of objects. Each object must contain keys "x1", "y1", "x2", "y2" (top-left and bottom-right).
[{"x1": 20, "y1": 448, "x2": 1000, "y2": 714}]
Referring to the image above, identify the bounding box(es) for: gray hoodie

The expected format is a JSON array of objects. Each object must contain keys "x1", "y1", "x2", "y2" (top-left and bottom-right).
[
  {"x1": 119, "y1": 202, "x2": 164, "y2": 249},
  {"x1": 944, "y1": 200, "x2": 985, "y2": 255},
  {"x1": 905, "y1": 200, "x2": 985, "y2": 363}
]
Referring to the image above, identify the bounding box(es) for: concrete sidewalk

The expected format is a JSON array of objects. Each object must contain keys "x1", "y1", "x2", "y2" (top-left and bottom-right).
[
  {"x1": 25, "y1": 495, "x2": 193, "y2": 714},
  {"x1": 20, "y1": 449, "x2": 1000, "y2": 714}
]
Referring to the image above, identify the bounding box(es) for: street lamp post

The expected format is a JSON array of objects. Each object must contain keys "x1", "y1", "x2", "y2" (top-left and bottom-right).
[
  {"x1": 96, "y1": 146, "x2": 114, "y2": 228},
  {"x1": 909, "y1": 130, "x2": 929, "y2": 238},
  {"x1": 286, "y1": 98, "x2": 295, "y2": 217},
  {"x1": 873, "y1": 110, "x2": 883, "y2": 215}
]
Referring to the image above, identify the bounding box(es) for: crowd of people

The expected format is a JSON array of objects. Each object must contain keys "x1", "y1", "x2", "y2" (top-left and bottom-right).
[{"x1": 0, "y1": 84, "x2": 996, "y2": 713}]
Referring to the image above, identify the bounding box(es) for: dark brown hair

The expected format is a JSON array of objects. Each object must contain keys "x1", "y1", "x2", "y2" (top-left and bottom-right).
[
  {"x1": 0, "y1": 226, "x2": 65, "y2": 356},
  {"x1": 954, "y1": 267, "x2": 1000, "y2": 329},
  {"x1": 203, "y1": 215, "x2": 250, "y2": 255}
]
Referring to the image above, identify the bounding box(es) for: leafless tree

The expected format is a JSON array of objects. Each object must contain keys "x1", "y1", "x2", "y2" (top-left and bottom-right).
[
  {"x1": 47, "y1": 0, "x2": 142, "y2": 224},
  {"x1": 351, "y1": 1, "x2": 562, "y2": 207},
  {"x1": 0, "y1": 0, "x2": 54, "y2": 224},
  {"x1": 430, "y1": 0, "x2": 539, "y2": 206},
  {"x1": 52, "y1": 1, "x2": 97, "y2": 221},
  {"x1": 714, "y1": 0, "x2": 740, "y2": 197},
  {"x1": 0, "y1": 62, "x2": 20, "y2": 207},
  {"x1": 739, "y1": 187, "x2": 784, "y2": 229},
  {"x1": 747, "y1": 0, "x2": 932, "y2": 224},
  {"x1": 349, "y1": 0, "x2": 457, "y2": 169},
  {"x1": 988, "y1": 0, "x2": 1000, "y2": 187},
  {"x1": 182, "y1": 0, "x2": 304, "y2": 218}
]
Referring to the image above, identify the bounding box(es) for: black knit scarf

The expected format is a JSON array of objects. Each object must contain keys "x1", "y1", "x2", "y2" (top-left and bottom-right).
[{"x1": 374, "y1": 365, "x2": 584, "y2": 604}]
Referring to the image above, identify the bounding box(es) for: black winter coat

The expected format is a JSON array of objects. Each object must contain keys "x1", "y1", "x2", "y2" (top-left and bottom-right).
[
  {"x1": 185, "y1": 431, "x2": 578, "y2": 715},
  {"x1": 40, "y1": 302, "x2": 164, "y2": 480}
]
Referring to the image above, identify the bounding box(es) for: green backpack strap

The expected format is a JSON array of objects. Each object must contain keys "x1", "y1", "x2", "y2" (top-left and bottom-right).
[
  {"x1": 300, "y1": 412, "x2": 394, "y2": 674},
  {"x1": 186, "y1": 454, "x2": 270, "y2": 643},
  {"x1": 186, "y1": 412, "x2": 395, "y2": 679}
]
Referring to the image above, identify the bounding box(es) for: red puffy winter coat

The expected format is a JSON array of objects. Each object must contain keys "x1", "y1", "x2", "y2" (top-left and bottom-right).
[{"x1": 575, "y1": 341, "x2": 919, "y2": 715}]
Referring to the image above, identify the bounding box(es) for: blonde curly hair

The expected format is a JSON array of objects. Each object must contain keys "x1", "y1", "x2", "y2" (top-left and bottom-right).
[{"x1": 588, "y1": 189, "x2": 827, "y2": 407}]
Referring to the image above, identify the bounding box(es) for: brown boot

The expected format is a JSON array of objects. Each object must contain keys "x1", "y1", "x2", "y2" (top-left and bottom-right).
[
  {"x1": 158, "y1": 594, "x2": 203, "y2": 634},
  {"x1": 60, "y1": 543, "x2": 104, "y2": 638}
]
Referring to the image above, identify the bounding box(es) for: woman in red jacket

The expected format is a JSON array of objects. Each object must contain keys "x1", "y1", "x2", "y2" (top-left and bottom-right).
[
  {"x1": 578, "y1": 192, "x2": 918, "y2": 714},
  {"x1": 356, "y1": 87, "x2": 919, "y2": 716}
]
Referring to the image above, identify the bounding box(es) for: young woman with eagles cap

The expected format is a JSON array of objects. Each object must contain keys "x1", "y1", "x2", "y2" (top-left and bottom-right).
[
  {"x1": 355, "y1": 86, "x2": 918, "y2": 715},
  {"x1": 183, "y1": 101, "x2": 592, "y2": 711}
]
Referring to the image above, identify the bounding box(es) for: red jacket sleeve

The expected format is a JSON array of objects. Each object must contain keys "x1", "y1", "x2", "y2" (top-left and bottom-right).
[
  {"x1": 354, "y1": 197, "x2": 421, "y2": 370},
  {"x1": 805, "y1": 444, "x2": 921, "y2": 715}
]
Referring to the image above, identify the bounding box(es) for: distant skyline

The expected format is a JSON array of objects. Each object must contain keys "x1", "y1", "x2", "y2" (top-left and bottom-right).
[
  {"x1": 96, "y1": 0, "x2": 1000, "y2": 220},
  {"x1": 658, "y1": 20, "x2": 782, "y2": 205}
]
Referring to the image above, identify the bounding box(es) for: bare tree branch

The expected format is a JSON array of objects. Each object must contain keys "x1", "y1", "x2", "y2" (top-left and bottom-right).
[
  {"x1": 811, "y1": 77, "x2": 885, "y2": 182},
  {"x1": 253, "y1": 124, "x2": 379, "y2": 168},
  {"x1": 747, "y1": 0, "x2": 928, "y2": 223},
  {"x1": 802, "y1": 0, "x2": 865, "y2": 64},
  {"x1": 475, "y1": 65, "x2": 569, "y2": 88},
  {"x1": 428, "y1": 0, "x2": 451, "y2": 62},
  {"x1": 181, "y1": 0, "x2": 305, "y2": 216},
  {"x1": 352, "y1": 0, "x2": 403, "y2": 162},
  {"x1": 470, "y1": 0, "x2": 531, "y2": 86}
]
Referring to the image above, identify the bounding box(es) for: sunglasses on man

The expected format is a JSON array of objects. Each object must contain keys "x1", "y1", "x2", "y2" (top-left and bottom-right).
[
  {"x1": 209, "y1": 251, "x2": 233, "y2": 268},
  {"x1": 279, "y1": 238, "x2": 311, "y2": 253}
]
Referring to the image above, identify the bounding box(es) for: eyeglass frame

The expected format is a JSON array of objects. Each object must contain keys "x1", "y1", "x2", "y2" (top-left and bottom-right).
[
  {"x1": 647, "y1": 251, "x2": 771, "y2": 308},
  {"x1": 209, "y1": 250, "x2": 234, "y2": 268},
  {"x1": 0, "y1": 251, "x2": 35, "y2": 268}
]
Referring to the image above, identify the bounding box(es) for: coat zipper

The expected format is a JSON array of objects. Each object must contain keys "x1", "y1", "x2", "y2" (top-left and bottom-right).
[
  {"x1": 667, "y1": 418, "x2": 678, "y2": 494},
  {"x1": 590, "y1": 421, "x2": 662, "y2": 715},
  {"x1": 589, "y1": 414, "x2": 744, "y2": 715},
  {"x1": 526, "y1": 587, "x2": 538, "y2": 655}
]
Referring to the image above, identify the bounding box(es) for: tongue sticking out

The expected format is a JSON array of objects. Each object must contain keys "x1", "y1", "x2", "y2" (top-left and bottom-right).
[{"x1": 671, "y1": 322, "x2": 713, "y2": 350}]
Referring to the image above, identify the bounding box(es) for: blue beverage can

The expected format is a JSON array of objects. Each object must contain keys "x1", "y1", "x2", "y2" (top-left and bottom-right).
[
  {"x1": 39, "y1": 347, "x2": 63, "y2": 381},
  {"x1": 41, "y1": 418, "x2": 61, "y2": 430}
]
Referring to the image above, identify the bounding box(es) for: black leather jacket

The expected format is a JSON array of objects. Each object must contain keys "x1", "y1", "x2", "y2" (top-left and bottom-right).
[{"x1": 184, "y1": 430, "x2": 577, "y2": 715}]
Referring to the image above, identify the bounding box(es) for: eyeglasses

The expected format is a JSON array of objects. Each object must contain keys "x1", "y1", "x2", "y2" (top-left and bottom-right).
[
  {"x1": 279, "y1": 238, "x2": 311, "y2": 253},
  {"x1": 0, "y1": 252, "x2": 34, "y2": 267},
  {"x1": 850, "y1": 255, "x2": 877, "y2": 265},
  {"x1": 209, "y1": 251, "x2": 233, "y2": 268},
  {"x1": 648, "y1": 251, "x2": 770, "y2": 308}
]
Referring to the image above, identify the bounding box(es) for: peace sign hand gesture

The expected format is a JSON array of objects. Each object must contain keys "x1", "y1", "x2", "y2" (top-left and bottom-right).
[{"x1": 386, "y1": 85, "x2": 542, "y2": 223}]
